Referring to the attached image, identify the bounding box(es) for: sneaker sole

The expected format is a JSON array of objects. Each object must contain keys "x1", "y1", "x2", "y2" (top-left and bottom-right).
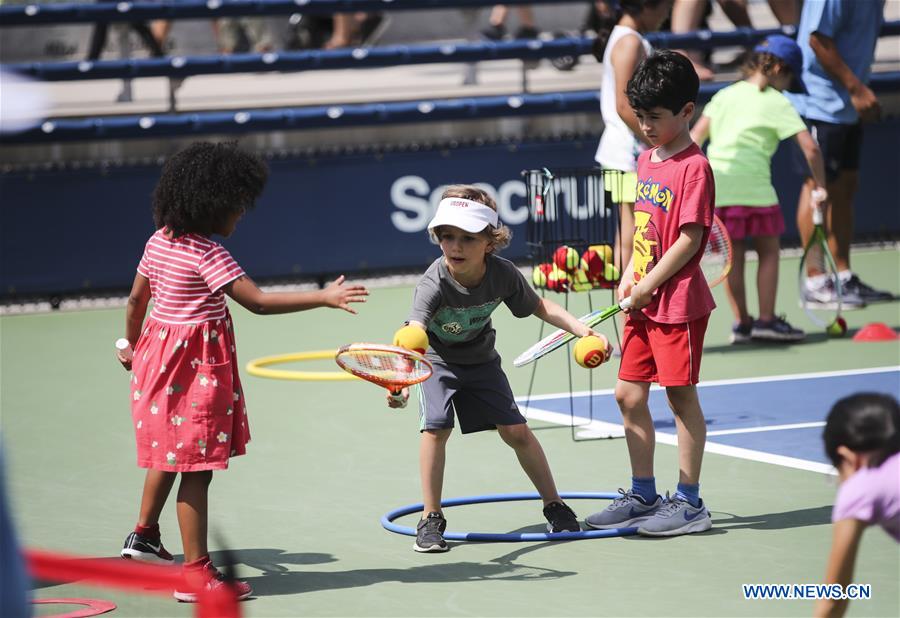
[
  {"x1": 173, "y1": 588, "x2": 253, "y2": 603},
  {"x1": 583, "y1": 515, "x2": 652, "y2": 530},
  {"x1": 750, "y1": 332, "x2": 805, "y2": 342},
  {"x1": 413, "y1": 542, "x2": 449, "y2": 553},
  {"x1": 637, "y1": 516, "x2": 712, "y2": 537},
  {"x1": 121, "y1": 549, "x2": 174, "y2": 564}
]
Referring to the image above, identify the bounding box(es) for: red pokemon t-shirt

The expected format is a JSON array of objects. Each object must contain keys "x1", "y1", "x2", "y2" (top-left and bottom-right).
[{"x1": 632, "y1": 142, "x2": 716, "y2": 323}]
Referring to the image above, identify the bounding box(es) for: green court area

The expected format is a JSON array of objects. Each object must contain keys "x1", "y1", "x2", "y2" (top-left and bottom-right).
[{"x1": 2, "y1": 247, "x2": 898, "y2": 617}]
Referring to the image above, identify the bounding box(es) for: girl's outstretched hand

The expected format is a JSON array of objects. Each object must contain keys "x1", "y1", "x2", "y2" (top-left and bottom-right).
[{"x1": 323, "y1": 275, "x2": 369, "y2": 314}]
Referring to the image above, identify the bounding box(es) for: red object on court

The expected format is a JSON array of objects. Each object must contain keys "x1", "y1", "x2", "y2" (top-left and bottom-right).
[{"x1": 852, "y1": 322, "x2": 899, "y2": 342}]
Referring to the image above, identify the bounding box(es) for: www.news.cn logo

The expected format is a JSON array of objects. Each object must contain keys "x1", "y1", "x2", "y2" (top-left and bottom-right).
[{"x1": 742, "y1": 584, "x2": 871, "y2": 600}]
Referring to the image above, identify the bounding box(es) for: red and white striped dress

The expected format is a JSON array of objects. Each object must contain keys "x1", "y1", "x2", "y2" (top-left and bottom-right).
[{"x1": 130, "y1": 229, "x2": 250, "y2": 471}]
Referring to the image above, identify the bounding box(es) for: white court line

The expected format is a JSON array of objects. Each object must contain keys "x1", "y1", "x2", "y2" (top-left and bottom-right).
[
  {"x1": 523, "y1": 405, "x2": 837, "y2": 475},
  {"x1": 706, "y1": 421, "x2": 826, "y2": 437},
  {"x1": 515, "y1": 365, "x2": 899, "y2": 403}
]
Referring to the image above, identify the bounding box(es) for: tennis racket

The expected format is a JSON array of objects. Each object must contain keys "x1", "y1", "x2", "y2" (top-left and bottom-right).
[
  {"x1": 701, "y1": 214, "x2": 733, "y2": 288},
  {"x1": 335, "y1": 343, "x2": 433, "y2": 407},
  {"x1": 798, "y1": 195, "x2": 843, "y2": 331},
  {"x1": 513, "y1": 297, "x2": 633, "y2": 367}
]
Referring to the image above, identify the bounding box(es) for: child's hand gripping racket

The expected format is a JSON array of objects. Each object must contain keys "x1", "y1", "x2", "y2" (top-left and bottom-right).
[
  {"x1": 335, "y1": 343, "x2": 433, "y2": 408},
  {"x1": 513, "y1": 298, "x2": 633, "y2": 367}
]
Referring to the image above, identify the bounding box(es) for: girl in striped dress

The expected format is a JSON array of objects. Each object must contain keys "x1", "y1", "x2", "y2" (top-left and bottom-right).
[{"x1": 115, "y1": 141, "x2": 368, "y2": 602}]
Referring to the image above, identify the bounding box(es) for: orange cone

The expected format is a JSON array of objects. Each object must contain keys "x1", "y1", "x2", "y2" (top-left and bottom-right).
[{"x1": 852, "y1": 322, "x2": 899, "y2": 342}]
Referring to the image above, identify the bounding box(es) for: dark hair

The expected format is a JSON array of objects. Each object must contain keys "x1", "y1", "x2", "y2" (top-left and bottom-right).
[
  {"x1": 152, "y1": 141, "x2": 269, "y2": 237},
  {"x1": 741, "y1": 50, "x2": 790, "y2": 81},
  {"x1": 626, "y1": 50, "x2": 699, "y2": 114},
  {"x1": 823, "y1": 393, "x2": 900, "y2": 468},
  {"x1": 591, "y1": 0, "x2": 669, "y2": 62}
]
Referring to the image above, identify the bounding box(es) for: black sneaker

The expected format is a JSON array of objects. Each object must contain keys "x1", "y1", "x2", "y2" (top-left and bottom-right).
[
  {"x1": 481, "y1": 23, "x2": 506, "y2": 41},
  {"x1": 514, "y1": 26, "x2": 540, "y2": 39},
  {"x1": 843, "y1": 274, "x2": 895, "y2": 303},
  {"x1": 543, "y1": 501, "x2": 580, "y2": 532},
  {"x1": 414, "y1": 512, "x2": 449, "y2": 552},
  {"x1": 730, "y1": 318, "x2": 753, "y2": 344},
  {"x1": 751, "y1": 316, "x2": 805, "y2": 342},
  {"x1": 121, "y1": 531, "x2": 174, "y2": 564}
]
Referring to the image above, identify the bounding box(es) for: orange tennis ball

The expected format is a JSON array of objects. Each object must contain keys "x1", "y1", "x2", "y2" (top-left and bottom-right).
[
  {"x1": 393, "y1": 325, "x2": 428, "y2": 354},
  {"x1": 554, "y1": 245, "x2": 580, "y2": 272},
  {"x1": 573, "y1": 335, "x2": 610, "y2": 369}
]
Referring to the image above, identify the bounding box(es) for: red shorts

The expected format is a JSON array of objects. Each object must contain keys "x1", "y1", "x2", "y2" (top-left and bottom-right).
[
  {"x1": 618, "y1": 314, "x2": 710, "y2": 386},
  {"x1": 716, "y1": 205, "x2": 784, "y2": 241}
]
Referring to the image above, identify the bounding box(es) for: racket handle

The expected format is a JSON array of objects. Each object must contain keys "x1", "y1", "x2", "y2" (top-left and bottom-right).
[
  {"x1": 115, "y1": 338, "x2": 133, "y2": 362},
  {"x1": 620, "y1": 297, "x2": 633, "y2": 311}
]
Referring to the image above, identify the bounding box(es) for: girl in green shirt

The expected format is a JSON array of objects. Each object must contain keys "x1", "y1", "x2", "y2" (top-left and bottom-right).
[{"x1": 691, "y1": 35, "x2": 828, "y2": 344}]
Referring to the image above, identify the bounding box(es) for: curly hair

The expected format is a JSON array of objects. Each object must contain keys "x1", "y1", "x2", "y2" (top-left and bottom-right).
[
  {"x1": 626, "y1": 50, "x2": 699, "y2": 114},
  {"x1": 432, "y1": 184, "x2": 512, "y2": 250},
  {"x1": 152, "y1": 141, "x2": 269, "y2": 237}
]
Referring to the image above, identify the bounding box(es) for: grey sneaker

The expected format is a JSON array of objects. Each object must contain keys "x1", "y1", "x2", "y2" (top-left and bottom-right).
[
  {"x1": 637, "y1": 494, "x2": 712, "y2": 537},
  {"x1": 414, "y1": 511, "x2": 449, "y2": 553},
  {"x1": 802, "y1": 278, "x2": 865, "y2": 310},
  {"x1": 584, "y1": 489, "x2": 663, "y2": 529},
  {"x1": 751, "y1": 316, "x2": 805, "y2": 342}
]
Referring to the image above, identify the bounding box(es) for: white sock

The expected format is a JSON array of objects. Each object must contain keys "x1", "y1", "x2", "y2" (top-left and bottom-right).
[{"x1": 838, "y1": 270, "x2": 853, "y2": 283}]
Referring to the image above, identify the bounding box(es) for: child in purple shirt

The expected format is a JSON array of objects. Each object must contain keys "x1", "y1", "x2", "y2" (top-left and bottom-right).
[{"x1": 817, "y1": 393, "x2": 900, "y2": 617}]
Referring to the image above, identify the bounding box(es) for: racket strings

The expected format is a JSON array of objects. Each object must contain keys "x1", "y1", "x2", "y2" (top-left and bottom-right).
[{"x1": 339, "y1": 351, "x2": 430, "y2": 383}]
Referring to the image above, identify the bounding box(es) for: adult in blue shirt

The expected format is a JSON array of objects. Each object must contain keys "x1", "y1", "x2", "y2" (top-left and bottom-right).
[{"x1": 787, "y1": 0, "x2": 893, "y2": 306}]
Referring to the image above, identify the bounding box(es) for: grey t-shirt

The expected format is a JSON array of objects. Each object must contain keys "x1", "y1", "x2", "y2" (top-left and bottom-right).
[{"x1": 408, "y1": 254, "x2": 541, "y2": 365}]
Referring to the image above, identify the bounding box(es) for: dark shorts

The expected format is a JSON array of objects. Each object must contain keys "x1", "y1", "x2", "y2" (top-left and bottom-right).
[
  {"x1": 792, "y1": 119, "x2": 863, "y2": 182},
  {"x1": 416, "y1": 356, "x2": 526, "y2": 434}
]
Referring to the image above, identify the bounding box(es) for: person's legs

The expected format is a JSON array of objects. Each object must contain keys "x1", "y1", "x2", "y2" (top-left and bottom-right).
[
  {"x1": 766, "y1": 0, "x2": 799, "y2": 25},
  {"x1": 715, "y1": 0, "x2": 753, "y2": 28},
  {"x1": 324, "y1": 13, "x2": 356, "y2": 48},
  {"x1": 725, "y1": 237, "x2": 748, "y2": 323},
  {"x1": 665, "y1": 385, "x2": 705, "y2": 488},
  {"x1": 138, "y1": 469, "x2": 177, "y2": 526},
  {"x1": 496, "y1": 423, "x2": 561, "y2": 504},
  {"x1": 176, "y1": 470, "x2": 213, "y2": 563},
  {"x1": 670, "y1": 0, "x2": 714, "y2": 80},
  {"x1": 132, "y1": 22, "x2": 165, "y2": 57},
  {"x1": 826, "y1": 170, "x2": 856, "y2": 274},
  {"x1": 419, "y1": 428, "x2": 451, "y2": 517},
  {"x1": 87, "y1": 23, "x2": 109, "y2": 60},
  {"x1": 615, "y1": 379, "x2": 655, "y2": 478},
  {"x1": 753, "y1": 235, "x2": 780, "y2": 321}
]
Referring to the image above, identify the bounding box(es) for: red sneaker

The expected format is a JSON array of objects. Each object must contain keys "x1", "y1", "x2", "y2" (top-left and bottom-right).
[{"x1": 173, "y1": 557, "x2": 252, "y2": 603}]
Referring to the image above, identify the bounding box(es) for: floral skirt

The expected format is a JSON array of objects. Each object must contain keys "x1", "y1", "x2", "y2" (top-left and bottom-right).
[{"x1": 130, "y1": 313, "x2": 250, "y2": 471}]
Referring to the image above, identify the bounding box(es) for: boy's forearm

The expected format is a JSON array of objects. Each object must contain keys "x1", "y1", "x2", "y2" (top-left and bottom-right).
[{"x1": 637, "y1": 231, "x2": 702, "y2": 293}]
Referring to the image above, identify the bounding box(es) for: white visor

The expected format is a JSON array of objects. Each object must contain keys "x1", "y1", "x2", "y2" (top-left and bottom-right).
[{"x1": 427, "y1": 198, "x2": 499, "y2": 234}]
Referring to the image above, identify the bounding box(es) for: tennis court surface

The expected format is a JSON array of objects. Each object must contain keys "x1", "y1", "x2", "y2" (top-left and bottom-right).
[{"x1": 2, "y1": 247, "x2": 898, "y2": 617}]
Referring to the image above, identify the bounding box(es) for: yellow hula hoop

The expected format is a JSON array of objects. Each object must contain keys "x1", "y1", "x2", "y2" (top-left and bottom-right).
[{"x1": 245, "y1": 350, "x2": 360, "y2": 382}]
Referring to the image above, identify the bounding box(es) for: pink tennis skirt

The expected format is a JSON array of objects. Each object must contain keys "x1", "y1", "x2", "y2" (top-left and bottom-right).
[{"x1": 716, "y1": 205, "x2": 785, "y2": 241}]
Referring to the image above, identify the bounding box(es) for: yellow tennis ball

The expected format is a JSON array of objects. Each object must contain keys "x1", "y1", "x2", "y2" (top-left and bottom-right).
[
  {"x1": 554, "y1": 245, "x2": 580, "y2": 272},
  {"x1": 573, "y1": 335, "x2": 610, "y2": 369},
  {"x1": 532, "y1": 264, "x2": 550, "y2": 288},
  {"x1": 603, "y1": 262, "x2": 620, "y2": 282},
  {"x1": 393, "y1": 325, "x2": 429, "y2": 354}
]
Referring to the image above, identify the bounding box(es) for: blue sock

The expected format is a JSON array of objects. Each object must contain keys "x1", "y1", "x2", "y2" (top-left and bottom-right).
[
  {"x1": 631, "y1": 477, "x2": 657, "y2": 504},
  {"x1": 675, "y1": 483, "x2": 701, "y2": 507}
]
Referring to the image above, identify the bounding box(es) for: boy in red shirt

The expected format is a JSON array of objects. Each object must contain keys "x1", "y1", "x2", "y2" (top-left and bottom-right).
[{"x1": 586, "y1": 50, "x2": 715, "y2": 536}]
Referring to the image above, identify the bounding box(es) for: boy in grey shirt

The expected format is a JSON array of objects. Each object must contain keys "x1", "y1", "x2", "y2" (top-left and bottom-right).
[{"x1": 390, "y1": 184, "x2": 605, "y2": 552}]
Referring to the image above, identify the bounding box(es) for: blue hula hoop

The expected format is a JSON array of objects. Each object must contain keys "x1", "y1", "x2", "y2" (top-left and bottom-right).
[{"x1": 381, "y1": 491, "x2": 636, "y2": 542}]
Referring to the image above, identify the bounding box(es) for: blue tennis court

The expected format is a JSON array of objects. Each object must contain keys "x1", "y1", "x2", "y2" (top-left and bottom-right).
[{"x1": 520, "y1": 367, "x2": 900, "y2": 473}]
